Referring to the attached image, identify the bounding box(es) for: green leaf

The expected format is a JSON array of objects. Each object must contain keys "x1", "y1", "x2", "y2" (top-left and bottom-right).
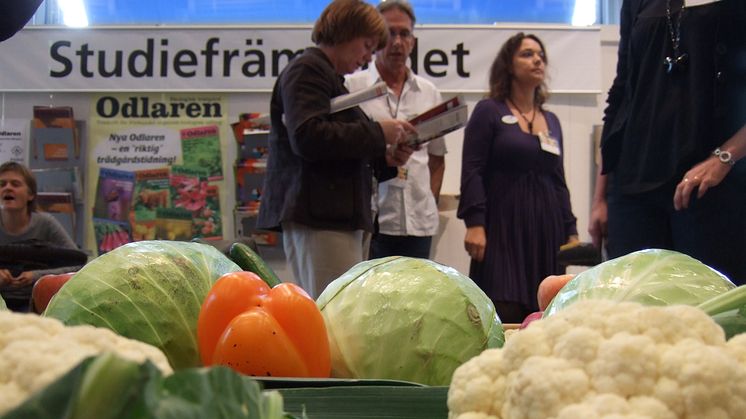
[{"x1": 1, "y1": 355, "x2": 288, "y2": 419}]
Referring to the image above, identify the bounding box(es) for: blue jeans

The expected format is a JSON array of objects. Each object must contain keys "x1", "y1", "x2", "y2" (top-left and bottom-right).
[
  {"x1": 606, "y1": 174, "x2": 746, "y2": 285},
  {"x1": 369, "y1": 234, "x2": 433, "y2": 259}
]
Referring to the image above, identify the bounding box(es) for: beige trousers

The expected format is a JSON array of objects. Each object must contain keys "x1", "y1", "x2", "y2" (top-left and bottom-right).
[{"x1": 282, "y1": 221, "x2": 370, "y2": 298}]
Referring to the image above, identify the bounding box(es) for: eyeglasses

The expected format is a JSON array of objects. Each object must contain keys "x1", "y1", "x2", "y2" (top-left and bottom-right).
[{"x1": 389, "y1": 29, "x2": 413, "y2": 41}]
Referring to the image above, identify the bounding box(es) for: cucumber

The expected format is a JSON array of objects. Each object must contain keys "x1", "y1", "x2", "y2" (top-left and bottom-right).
[{"x1": 228, "y1": 242, "x2": 283, "y2": 288}]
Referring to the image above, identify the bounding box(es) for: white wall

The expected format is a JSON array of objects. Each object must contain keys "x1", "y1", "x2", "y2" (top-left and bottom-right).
[{"x1": 0, "y1": 25, "x2": 621, "y2": 281}]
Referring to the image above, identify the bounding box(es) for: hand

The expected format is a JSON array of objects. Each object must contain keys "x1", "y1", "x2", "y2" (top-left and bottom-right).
[
  {"x1": 464, "y1": 225, "x2": 487, "y2": 262},
  {"x1": 11, "y1": 271, "x2": 35, "y2": 288},
  {"x1": 385, "y1": 143, "x2": 415, "y2": 167},
  {"x1": 588, "y1": 198, "x2": 608, "y2": 249},
  {"x1": 0, "y1": 269, "x2": 13, "y2": 286},
  {"x1": 673, "y1": 156, "x2": 731, "y2": 210},
  {"x1": 560, "y1": 235, "x2": 580, "y2": 251},
  {"x1": 379, "y1": 119, "x2": 417, "y2": 147}
]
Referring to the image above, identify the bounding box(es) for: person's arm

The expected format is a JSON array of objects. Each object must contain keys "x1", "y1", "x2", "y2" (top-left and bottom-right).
[
  {"x1": 589, "y1": 0, "x2": 633, "y2": 247},
  {"x1": 0, "y1": 269, "x2": 12, "y2": 286},
  {"x1": 428, "y1": 154, "x2": 445, "y2": 203},
  {"x1": 674, "y1": 123, "x2": 746, "y2": 210},
  {"x1": 11, "y1": 213, "x2": 83, "y2": 286},
  {"x1": 11, "y1": 265, "x2": 83, "y2": 288},
  {"x1": 41, "y1": 213, "x2": 78, "y2": 249},
  {"x1": 458, "y1": 101, "x2": 494, "y2": 262},
  {"x1": 602, "y1": 0, "x2": 633, "y2": 136},
  {"x1": 549, "y1": 116, "x2": 578, "y2": 244},
  {"x1": 281, "y1": 54, "x2": 412, "y2": 163},
  {"x1": 589, "y1": 166, "x2": 608, "y2": 248},
  {"x1": 673, "y1": 2, "x2": 746, "y2": 210}
]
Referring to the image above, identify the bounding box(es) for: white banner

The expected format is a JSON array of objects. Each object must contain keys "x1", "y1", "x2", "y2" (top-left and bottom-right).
[{"x1": 0, "y1": 26, "x2": 601, "y2": 93}]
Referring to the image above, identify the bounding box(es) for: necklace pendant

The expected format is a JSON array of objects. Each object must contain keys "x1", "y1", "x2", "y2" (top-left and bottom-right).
[
  {"x1": 664, "y1": 53, "x2": 688, "y2": 74},
  {"x1": 664, "y1": 56, "x2": 675, "y2": 73}
]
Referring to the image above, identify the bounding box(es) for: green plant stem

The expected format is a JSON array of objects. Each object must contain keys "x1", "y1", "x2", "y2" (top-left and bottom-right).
[{"x1": 697, "y1": 285, "x2": 746, "y2": 316}]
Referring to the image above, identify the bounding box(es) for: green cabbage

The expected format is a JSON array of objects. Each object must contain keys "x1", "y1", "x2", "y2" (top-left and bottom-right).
[
  {"x1": 44, "y1": 241, "x2": 241, "y2": 370},
  {"x1": 544, "y1": 249, "x2": 735, "y2": 317},
  {"x1": 316, "y1": 256, "x2": 503, "y2": 386}
]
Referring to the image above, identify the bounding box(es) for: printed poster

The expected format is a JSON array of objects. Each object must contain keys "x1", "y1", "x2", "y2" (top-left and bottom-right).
[
  {"x1": 0, "y1": 119, "x2": 28, "y2": 164},
  {"x1": 87, "y1": 93, "x2": 228, "y2": 253}
]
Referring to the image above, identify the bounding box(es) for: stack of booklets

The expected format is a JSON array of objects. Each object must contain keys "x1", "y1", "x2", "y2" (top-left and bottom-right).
[
  {"x1": 331, "y1": 86, "x2": 467, "y2": 146},
  {"x1": 405, "y1": 95, "x2": 468, "y2": 146}
]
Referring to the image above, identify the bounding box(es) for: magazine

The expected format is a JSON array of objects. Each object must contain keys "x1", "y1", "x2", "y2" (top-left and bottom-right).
[
  {"x1": 92, "y1": 168, "x2": 135, "y2": 222},
  {"x1": 32, "y1": 106, "x2": 80, "y2": 161},
  {"x1": 93, "y1": 218, "x2": 132, "y2": 255},
  {"x1": 132, "y1": 167, "x2": 171, "y2": 222},
  {"x1": 154, "y1": 207, "x2": 193, "y2": 241},
  {"x1": 405, "y1": 95, "x2": 468, "y2": 146},
  {"x1": 330, "y1": 81, "x2": 388, "y2": 113},
  {"x1": 232, "y1": 113, "x2": 270, "y2": 143},
  {"x1": 180, "y1": 125, "x2": 224, "y2": 181},
  {"x1": 169, "y1": 165, "x2": 222, "y2": 240}
]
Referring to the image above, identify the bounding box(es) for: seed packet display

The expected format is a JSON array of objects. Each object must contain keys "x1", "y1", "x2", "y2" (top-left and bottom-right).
[
  {"x1": 180, "y1": 125, "x2": 223, "y2": 181},
  {"x1": 130, "y1": 219, "x2": 156, "y2": 241},
  {"x1": 170, "y1": 165, "x2": 210, "y2": 211},
  {"x1": 192, "y1": 184, "x2": 222, "y2": 240},
  {"x1": 93, "y1": 168, "x2": 134, "y2": 222},
  {"x1": 133, "y1": 167, "x2": 171, "y2": 222},
  {"x1": 169, "y1": 165, "x2": 222, "y2": 240},
  {"x1": 93, "y1": 218, "x2": 132, "y2": 254},
  {"x1": 154, "y1": 207, "x2": 193, "y2": 241}
]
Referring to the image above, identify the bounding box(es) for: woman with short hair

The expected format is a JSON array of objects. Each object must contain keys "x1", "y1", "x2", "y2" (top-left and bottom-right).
[
  {"x1": 257, "y1": 0, "x2": 416, "y2": 298},
  {"x1": 0, "y1": 161, "x2": 82, "y2": 311}
]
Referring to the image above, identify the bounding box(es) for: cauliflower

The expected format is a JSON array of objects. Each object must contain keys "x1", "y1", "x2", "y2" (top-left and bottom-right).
[
  {"x1": 448, "y1": 300, "x2": 746, "y2": 419},
  {"x1": 0, "y1": 311, "x2": 172, "y2": 414}
]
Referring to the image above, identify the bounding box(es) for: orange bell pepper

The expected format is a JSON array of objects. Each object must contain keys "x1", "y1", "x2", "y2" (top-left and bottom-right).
[{"x1": 197, "y1": 271, "x2": 331, "y2": 378}]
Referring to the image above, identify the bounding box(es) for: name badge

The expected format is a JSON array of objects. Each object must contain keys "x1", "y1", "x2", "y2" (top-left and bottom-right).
[
  {"x1": 388, "y1": 167, "x2": 408, "y2": 188},
  {"x1": 538, "y1": 132, "x2": 560, "y2": 156},
  {"x1": 501, "y1": 115, "x2": 518, "y2": 125},
  {"x1": 685, "y1": 0, "x2": 720, "y2": 7}
]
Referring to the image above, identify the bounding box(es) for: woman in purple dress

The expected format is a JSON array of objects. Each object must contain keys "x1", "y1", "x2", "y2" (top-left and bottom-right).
[{"x1": 458, "y1": 33, "x2": 578, "y2": 323}]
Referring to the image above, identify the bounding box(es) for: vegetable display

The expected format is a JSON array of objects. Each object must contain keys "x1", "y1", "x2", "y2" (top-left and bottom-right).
[
  {"x1": 1, "y1": 353, "x2": 286, "y2": 419},
  {"x1": 229, "y1": 242, "x2": 283, "y2": 287},
  {"x1": 0, "y1": 311, "x2": 171, "y2": 415},
  {"x1": 44, "y1": 240, "x2": 241, "y2": 370},
  {"x1": 544, "y1": 249, "x2": 734, "y2": 316},
  {"x1": 698, "y1": 284, "x2": 746, "y2": 339},
  {"x1": 198, "y1": 271, "x2": 331, "y2": 378},
  {"x1": 316, "y1": 256, "x2": 503, "y2": 386},
  {"x1": 31, "y1": 272, "x2": 76, "y2": 314},
  {"x1": 448, "y1": 300, "x2": 746, "y2": 419}
]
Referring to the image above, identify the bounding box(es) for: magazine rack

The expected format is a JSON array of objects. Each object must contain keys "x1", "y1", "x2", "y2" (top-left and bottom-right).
[{"x1": 233, "y1": 120, "x2": 280, "y2": 247}]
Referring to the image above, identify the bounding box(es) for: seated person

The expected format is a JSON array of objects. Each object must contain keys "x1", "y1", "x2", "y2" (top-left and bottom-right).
[{"x1": 0, "y1": 161, "x2": 84, "y2": 312}]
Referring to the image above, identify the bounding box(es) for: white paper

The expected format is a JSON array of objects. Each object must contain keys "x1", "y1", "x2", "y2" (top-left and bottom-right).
[
  {"x1": 330, "y1": 81, "x2": 388, "y2": 114},
  {"x1": 0, "y1": 119, "x2": 29, "y2": 165},
  {"x1": 406, "y1": 104, "x2": 468, "y2": 146},
  {"x1": 685, "y1": 0, "x2": 721, "y2": 7}
]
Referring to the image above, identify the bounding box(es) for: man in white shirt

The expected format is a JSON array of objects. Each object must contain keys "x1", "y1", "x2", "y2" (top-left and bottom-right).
[{"x1": 346, "y1": 0, "x2": 446, "y2": 259}]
